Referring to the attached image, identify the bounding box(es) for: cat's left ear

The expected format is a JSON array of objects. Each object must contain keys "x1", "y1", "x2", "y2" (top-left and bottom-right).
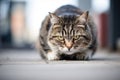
[
  {"x1": 77, "y1": 11, "x2": 89, "y2": 24},
  {"x1": 49, "y1": 12, "x2": 60, "y2": 24}
]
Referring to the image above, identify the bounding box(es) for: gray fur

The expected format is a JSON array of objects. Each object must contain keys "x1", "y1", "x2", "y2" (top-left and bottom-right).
[{"x1": 38, "y1": 5, "x2": 97, "y2": 60}]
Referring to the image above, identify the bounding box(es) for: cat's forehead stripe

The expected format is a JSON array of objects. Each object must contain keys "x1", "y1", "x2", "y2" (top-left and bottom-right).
[
  {"x1": 62, "y1": 15, "x2": 77, "y2": 23},
  {"x1": 61, "y1": 24, "x2": 74, "y2": 36}
]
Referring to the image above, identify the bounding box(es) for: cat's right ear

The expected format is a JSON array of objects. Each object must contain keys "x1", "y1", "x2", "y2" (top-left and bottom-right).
[{"x1": 49, "y1": 12, "x2": 60, "y2": 24}]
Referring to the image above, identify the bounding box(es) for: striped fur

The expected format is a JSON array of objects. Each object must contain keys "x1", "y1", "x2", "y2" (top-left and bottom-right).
[{"x1": 39, "y1": 5, "x2": 97, "y2": 60}]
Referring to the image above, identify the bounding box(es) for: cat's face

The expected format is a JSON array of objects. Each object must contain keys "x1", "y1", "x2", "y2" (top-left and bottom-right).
[{"x1": 48, "y1": 11, "x2": 92, "y2": 54}]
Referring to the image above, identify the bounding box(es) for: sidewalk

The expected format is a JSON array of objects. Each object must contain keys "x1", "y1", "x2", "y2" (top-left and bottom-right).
[{"x1": 0, "y1": 49, "x2": 120, "y2": 80}]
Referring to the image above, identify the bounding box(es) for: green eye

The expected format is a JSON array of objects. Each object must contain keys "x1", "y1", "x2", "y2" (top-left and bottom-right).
[
  {"x1": 74, "y1": 35, "x2": 79, "y2": 40},
  {"x1": 58, "y1": 36, "x2": 63, "y2": 40}
]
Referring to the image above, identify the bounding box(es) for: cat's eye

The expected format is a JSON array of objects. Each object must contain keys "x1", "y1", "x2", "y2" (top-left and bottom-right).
[
  {"x1": 58, "y1": 36, "x2": 63, "y2": 40},
  {"x1": 74, "y1": 35, "x2": 80, "y2": 40}
]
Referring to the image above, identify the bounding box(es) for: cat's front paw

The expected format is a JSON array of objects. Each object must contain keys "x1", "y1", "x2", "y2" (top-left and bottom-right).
[{"x1": 47, "y1": 52, "x2": 59, "y2": 60}]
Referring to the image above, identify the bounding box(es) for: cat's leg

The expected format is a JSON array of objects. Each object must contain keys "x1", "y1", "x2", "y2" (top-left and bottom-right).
[
  {"x1": 88, "y1": 39, "x2": 97, "y2": 59},
  {"x1": 84, "y1": 50, "x2": 93, "y2": 60},
  {"x1": 38, "y1": 43, "x2": 48, "y2": 60},
  {"x1": 75, "y1": 48, "x2": 97, "y2": 60},
  {"x1": 74, "y1": 50, "x2": 93, "y2": 60},
  {"x1": 39, "y1": 43, "x2": 59, "y2": 61},
  {"x1": 47, "y1": 51, "x2": 60, "y2": 60},
  {"x1": 38, "y1": 36, "x2": 49, "y2": 61},
  {"x1": 74, "y1": 52, "x2": 87, "y2": 60}
]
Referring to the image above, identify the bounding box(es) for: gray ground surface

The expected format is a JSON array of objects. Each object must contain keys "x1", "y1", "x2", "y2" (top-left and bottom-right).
[{"x1": 0, "y1": 49, "x2": 120, "y2": 80}]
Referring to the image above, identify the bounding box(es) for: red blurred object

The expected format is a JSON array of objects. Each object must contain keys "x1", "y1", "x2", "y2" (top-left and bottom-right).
[{"x1": 99, "y1": 13, "x2": 108, "y2": 48}]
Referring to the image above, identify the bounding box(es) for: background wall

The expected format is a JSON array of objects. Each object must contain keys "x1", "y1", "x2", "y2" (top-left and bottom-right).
[{"x1": 0, "y1": 0, "x2": 119, "y2": 51}]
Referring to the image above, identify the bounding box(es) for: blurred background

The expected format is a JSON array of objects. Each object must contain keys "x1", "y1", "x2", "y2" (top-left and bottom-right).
[
  {"x1": 1, "y1": 0, "x2": 120, "y2": 80},
  {"x1": 0, "y1": 0, "x2": 120, "y2": 52}
]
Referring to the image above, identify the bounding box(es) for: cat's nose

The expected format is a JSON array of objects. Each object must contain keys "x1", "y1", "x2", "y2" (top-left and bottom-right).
[{"x1": 65, "y1": 39, "x2": 73, "y2": 51}]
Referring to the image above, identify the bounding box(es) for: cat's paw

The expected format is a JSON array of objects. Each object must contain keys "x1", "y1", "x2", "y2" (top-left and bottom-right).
[
  {"x1": 47, "y1": 52, "x2": 59, "y2": 60},
  {"x1": 75, "y1": 52, "x2": 91, "y2": 60},
  {"x1": 76, "y1": 53, "x2": 86, "y2": 60},
  {"x1": 85, "y1": 50, "x2": 93, "y2": 60},
  {"x1": 76, "y1": 50, "x2": 92, "y2": 60}
]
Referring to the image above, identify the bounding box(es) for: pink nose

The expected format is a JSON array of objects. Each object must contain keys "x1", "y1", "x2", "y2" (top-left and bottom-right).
[{"x1": 65, "y1": 39, "x2": 73, "y2": 51}]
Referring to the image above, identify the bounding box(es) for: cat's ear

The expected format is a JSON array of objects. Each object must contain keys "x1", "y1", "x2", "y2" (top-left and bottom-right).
[
  {"x1": 49, "y1": 12, "x2": 60, "y2": 24},
  {"x1": 77, "y1": 11, "x2": 89, "y2": 23}
]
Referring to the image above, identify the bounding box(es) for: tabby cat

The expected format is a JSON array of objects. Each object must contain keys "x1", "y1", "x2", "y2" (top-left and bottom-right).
[{"x1": 39, "y1": 5, "x2": 97, "y2": 60}]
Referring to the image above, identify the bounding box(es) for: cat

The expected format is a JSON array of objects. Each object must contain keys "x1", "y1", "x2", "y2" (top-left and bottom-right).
[{"x1": 38, "y1": 5, "x2": 97, "y2": 61}]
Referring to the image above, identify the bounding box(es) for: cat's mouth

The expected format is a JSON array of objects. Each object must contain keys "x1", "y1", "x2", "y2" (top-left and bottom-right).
[
  {"x1": 59, "y1": 47, "x2": 73, "y2": 51},
  {"x1": 62, "y1": 50, "x2": 77, "y2": 55},
  {"x1": 59, "y1": 47, "x2": 78, "y2": 55}
]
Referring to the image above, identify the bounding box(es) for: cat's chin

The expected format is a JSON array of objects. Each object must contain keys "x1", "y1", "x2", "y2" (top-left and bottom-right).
[
  {"x1": 59, "y1": 47, "x2": 78, "y2": 55},
  {"x1": 63, "y1": 51, "x2": 75, "y2": 55}
]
